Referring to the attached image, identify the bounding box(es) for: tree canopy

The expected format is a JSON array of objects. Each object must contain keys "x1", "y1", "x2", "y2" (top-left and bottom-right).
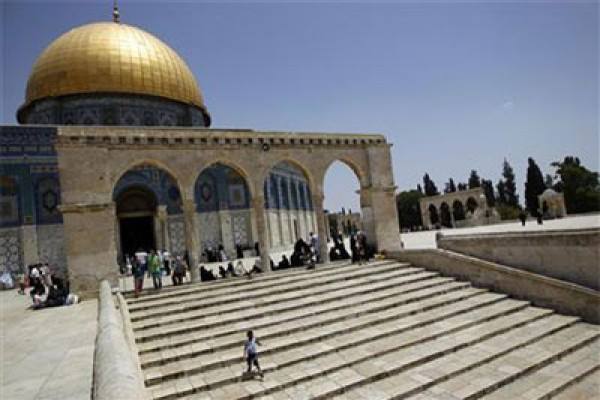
[
  {"x1": 468, "y1": 170, "x2": 481, "y2": 189},
  {"x1": 396, "y1": 190, "x2": 423, "y2": 230},
  {"x1": 551, "y1": 156, "x2": 600, "y2": 214},
  {"x1": 423, "y1": 173, "x2": 439, "y2": 196}
]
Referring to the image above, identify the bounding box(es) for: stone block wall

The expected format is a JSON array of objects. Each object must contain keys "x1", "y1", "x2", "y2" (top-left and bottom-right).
[
  {"x1": 391, "y1": 249, "x2": 600, "y2": 324},
  {"x1": 437, "y1": 228, "x2": 600, "y2": 291}
]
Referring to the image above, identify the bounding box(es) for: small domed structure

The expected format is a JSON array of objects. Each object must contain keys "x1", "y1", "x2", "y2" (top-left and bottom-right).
[
  {"x1": 538, "y1": 188, "x2": 567, "y2": 218},
  {"x1": 18, "y1": 21, "x2": 210, "y2": 126}
]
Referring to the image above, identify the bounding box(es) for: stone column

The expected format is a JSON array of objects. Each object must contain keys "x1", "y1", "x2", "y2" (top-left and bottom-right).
[
  {"x1": 156, "y1": 205, "x2": 168, "y2": 250},
  {"x1": 59, "y1": 202, "x2": 118, "y2": 298},
  {"x1": 252, "y1": 195, "x2": 271, "y2": 272},
  {"x1": 361, "y1": 186, "x2": 403, "y2": 253},
  {"x1": 275, "y1": 176, "x2": 285, "y2": 245},
  {"x1": 183, "y1": 200, "x2": 201, "y2": 282},
  {"x1": 311, "y1": 191, "x2": 330, "y2": 264},
  {"x1": 264, "y1": 176, "x2": 274, "y2": 247}
]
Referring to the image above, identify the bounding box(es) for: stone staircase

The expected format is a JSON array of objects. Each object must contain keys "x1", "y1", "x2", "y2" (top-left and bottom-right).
[{"x1": 123, "y1": 260, "x2": 600, "y2": 400}]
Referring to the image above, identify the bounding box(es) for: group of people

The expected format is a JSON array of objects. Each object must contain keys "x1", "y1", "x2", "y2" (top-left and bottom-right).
[
  {"x1": 125, "y1": 230, "x2": 370, "y2": 294},
  {"x1": 19, "y1": 263, "x2": 78, "y2": 309},
  {"x1": 126, "y1": 249, "x2": 188, "y2": 296}
]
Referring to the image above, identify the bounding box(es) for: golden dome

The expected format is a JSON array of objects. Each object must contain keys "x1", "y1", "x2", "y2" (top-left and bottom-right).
[{"x1": 23, "y1": 22, "x2": 206, "y2": 109}]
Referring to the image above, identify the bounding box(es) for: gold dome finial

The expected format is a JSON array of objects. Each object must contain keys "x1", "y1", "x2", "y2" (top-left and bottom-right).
[{"x1": 113, "y1": 0, "x2": 120, "y2": 23}]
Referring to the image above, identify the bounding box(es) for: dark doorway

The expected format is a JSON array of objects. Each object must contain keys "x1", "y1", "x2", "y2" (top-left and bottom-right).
[
  {"x1": 440, "y1": 203, "x2": 452, "y2": 228},
  {"x1": 428, "y1": 204, "x2": 439, "y2": 226},
  {"x1": 119, "y1": 216, "x2": 155, "y2": 257},
  {"x1": 115, "y1": 185, "x2": 158, "y2": 260}
]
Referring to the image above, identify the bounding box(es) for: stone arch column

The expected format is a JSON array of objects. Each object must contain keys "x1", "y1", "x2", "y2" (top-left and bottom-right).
[
  {"x1": 311, "y1": 189, "x2": 330, "y2": 264},
  {"x1": 182, "y1": 197, "x2": 200, "y2": 282},
  {"x1": 362, "y1": 145, "x2": 402, "y2": 252},
  {"x1": 59, "y1": 202, "x2": 118, "y2": 298},
  {"x1": 251, "y1": 193, "x2": 271, "y2": 272}
]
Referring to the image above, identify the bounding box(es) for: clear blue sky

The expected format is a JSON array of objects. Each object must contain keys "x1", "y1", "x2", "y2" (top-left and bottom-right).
[{"x1": 2, "y1": 1, "x2": 597, "y2": 213}]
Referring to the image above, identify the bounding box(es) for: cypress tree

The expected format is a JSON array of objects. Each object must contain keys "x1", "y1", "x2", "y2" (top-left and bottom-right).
[
  {"x1": 468, "y1": 170, "x2": 481, "y2": 188},
  {"x1": 444, "y1": 178, "x2": 457, "y2": 193},
  {"x1": 423, "y1": 173, "x2": 439, "y2": 196},
  {"x1": 502, "y1": 159, "x2": 519, "y2": 207},
  {"x1": 525, "y1": 157, "x2": 546, "y2": 215}
]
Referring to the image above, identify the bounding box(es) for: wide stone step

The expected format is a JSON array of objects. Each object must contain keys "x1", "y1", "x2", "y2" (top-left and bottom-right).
[
  {"x1": 225, "y1": 309, "x2": 568, "y2": 400},
  {"x1": 149, "y1": 295, "x2": 536, "y2": 398},
  {"x1": 132, "y1": 266, "x2": 424, "y2": 329},
  {"x1": 550, "y1": 368, "x2": 600, "y2": 400},
  {"x1": 405, "y1": 324, "x2": 599, "y2": 400},
  {"x1": 328, "y1": 314, "x2": 583, "y2": 400},
  {"x1": 141, "y1": 285, "x2": 491, "y2": 370},
  {"x1": 138, "y1": 278, "x2": 488, "y2": 359},
  {"x1": 134, "y1": 271, "x2": 448, "y2": 343},
  {"x1": 126, "y1": 260, "x2": 393, "y2": 307},
  {"x1": 142, "y1": 281, "x2": 479, "y2": 386},
  {"x1": 479, "y1": 335, "x2": 599, "y2": 400},
  {"x1": 137, "y1": 277, "x2": 467, "y2": 354},
  {"x1": 129, "y1": 261, "x2": 404, "y2": 319}
]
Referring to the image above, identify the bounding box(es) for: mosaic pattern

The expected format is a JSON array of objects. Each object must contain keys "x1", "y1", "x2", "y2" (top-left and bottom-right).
[
  {"x1": 22, "y1": 94, "x2": 208, "y2": 126},
  {"x1": 114, "y1": 166, "x2": 183, "y2": 215},
  {"x1": 198, "y1": 212, "x2": 221, "y2": 250},
  {"x1": 35, "y1": 176, "x2": 62, "y2": 225},
  {"x1": 195, "y1": 163, "x2": 250, "y2": 212},
  {"x1": 0, "y1": 229, "x2": 22, "y2": 273},
  {"x1": 232, "y1": 213, "x2": 250, "y2": 247},
  {"x1": 0, "y1": 176, "x2": 20, "y2": 228},
  {"x1": 167, "y1": 216, "x2": 186, "y2": 256}
]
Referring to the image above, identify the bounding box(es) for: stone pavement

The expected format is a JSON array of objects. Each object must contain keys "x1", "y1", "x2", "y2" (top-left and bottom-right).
[
  {"x1": 401, "y1": 213, "x2": 600, "y2": 249},
  {"x1": 0, "y1": 289, "x2": 96, "y2": 400}
]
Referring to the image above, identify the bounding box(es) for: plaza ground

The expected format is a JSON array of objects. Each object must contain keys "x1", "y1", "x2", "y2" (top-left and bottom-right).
[{"x1": 1, "y1": 213, "x2": 598, "y2": 400}]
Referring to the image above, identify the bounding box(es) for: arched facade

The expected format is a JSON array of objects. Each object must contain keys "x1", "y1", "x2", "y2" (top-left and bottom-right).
[
  {"x1": 53, "y1": 126, "x2": 401, "y2": 296},
  {"x1": 264, "y1": 161, "x2": 316, "y2": 249},
  {"x1": 419, "y1": 188, "x2": 500, "y2": 229},
  {"x1": 113, "y1": 165, "x2": 185, "y2": 262},
  {"x1": 194, "y1": 163, "x2": 253, "y2": 255}
]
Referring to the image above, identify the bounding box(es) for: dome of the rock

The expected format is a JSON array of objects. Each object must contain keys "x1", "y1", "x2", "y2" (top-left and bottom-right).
[{"x1": 18, "y1": 21, "x2": 210, "y2": 126}]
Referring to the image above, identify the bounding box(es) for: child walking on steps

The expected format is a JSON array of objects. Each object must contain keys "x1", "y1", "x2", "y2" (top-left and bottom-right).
[{"x1": 243, "y1": 330, "x2": 264, "y2": 378}]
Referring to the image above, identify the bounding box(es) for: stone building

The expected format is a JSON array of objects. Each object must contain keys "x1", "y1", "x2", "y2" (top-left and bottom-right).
[
  {"x1": 419, "y1": 188, "x2": 500, "y2": 229},
  {"x1": 538, "y1": 188, "x2": 567, "y2": 219},
  {"x1": 326, "y1": 209, "x2": 362, "y2": 237},
  {"x1": 0, "y1": 14, "x2": 401, "y2": 296}
]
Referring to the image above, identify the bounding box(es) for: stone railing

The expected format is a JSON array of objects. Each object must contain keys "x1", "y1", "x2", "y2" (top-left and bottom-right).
[
  {"x1": 390, "y1": 249, "x2": 600, "y2": 324},
  {"x1": 93, "y1": 281, "x2": 149, "y2": 400}
]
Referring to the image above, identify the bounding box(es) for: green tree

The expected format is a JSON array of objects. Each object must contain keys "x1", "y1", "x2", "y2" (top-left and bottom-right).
[
  {"x1": 457, "y1": 182, "x2": 468, "y2": 191},
  {"x1": 396, "y1": 190, "x2": 423, "y2": 230},
  {"x1": 481, "y1": 179, "x2": 495, "y2": 207},
  {"x1": 444, "y1": 178, "x2": 457, "y2": 193},
  {"x1": 468, "y1": 170, "x2": 481, "y2": 189},
  {"x1": 525, "y1": 157, "x2": 546, "y2": 215},
  {"x1": 544, "y1": 174, "x2": 554, "y2": 188},
  {"x1": 496, "y1": 180, "x2": 506, "y2": 204},
  {"x1": 551, "y1": 156, "x2": 600, "y2": 214},
  {"x1": 502, "y1": 159, "x2": 519, "y2": 207},
  {"x1": 422, "y1": 173, "x2": 439, "y2": 196}
]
